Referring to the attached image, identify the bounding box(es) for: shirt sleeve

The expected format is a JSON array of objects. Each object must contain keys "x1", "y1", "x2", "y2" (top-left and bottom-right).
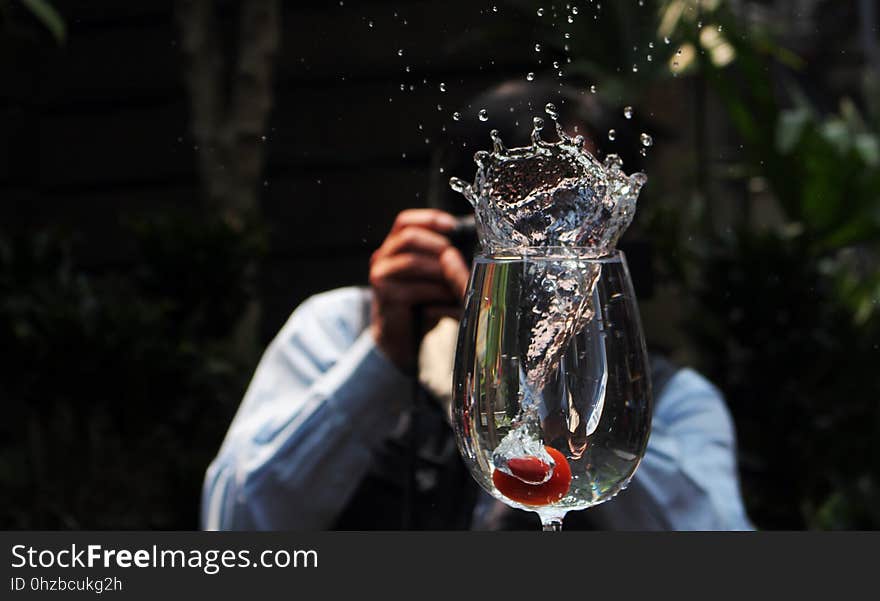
[
  {"x1": 200, "y1": 287, "x2": 411, "y2": 530},
  {"x1": 588, "y1": 368, "x2": 754, "y2": 530}
]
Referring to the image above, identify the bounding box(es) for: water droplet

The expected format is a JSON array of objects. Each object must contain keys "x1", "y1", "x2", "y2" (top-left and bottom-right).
[
  {"x1": 437, "y1": 104, "x2": 443, "y2": 111},
  {"x1": 664, "y1": 36, "x2": 671, "y2": 45},
  {"x1": 608, "y1": 129, "x2": 617, "y2": 141},
  {"x1": 368, "y1": 20, "x2": 374, "y2": 28},
  {"x1": 397, "y1": 48, "x2": 404, "y2": 56},
  {"x1": 439, "y1": 82, "x2": 447, "y2": 92},
  {"x1": 489, "y1": 129, "x2": 506, "y2": 153},
  {"x1": 647, "y1": 54, "x2": 653, "y2": 62},
  {"x1": 526, "y1": 72, "x2": 535, "y2": 81},
  {"x1": 545, "y1": 102, "x2": 558, "y2": 120},
  {"x1": 564, "y1": 32, "x2": 571, "y2": 39},
  {"x1": 567, "y1": 15, "x2": 574, "y2": 23},
  {"x1": 552, "y1": 60, "x2": 559, "y2": 69},
  {"x1": 535, "y1": 43, "x2": 542, "y2": 52},
  {"x1": 718, "y1": 25, "x2": 723, "y2": 32},
  {"x1": 478, "y1": 108, "x2": 489, "y2": 121},
  {"x1": 590, "y1": 84, "x2": 597, "y2": 93},
  {"x1": 533, "y1": 116, "x2": 545, "y2": 130},
  {"x1": 640, "y1": 147, "x2": 648, "y2": 157},
  {"x1": 453, "y1": 111, "x2": 461, "y2": 121},
  {"x1": 492, "y1": 5, "x2": 498, "y2": 12},
  {"x1": 632, "y1": 64, "x2": 639, "y2": 73},
  {"x1": 537, "y1": 7, "x2": 544, "y2": 16},
  {"x1": 624, "y1": 106, "x2": 633, "y2": 119},
  {"x1": 640, "y1": 133, "x2": 653, "y2": 147},
  {"x1": 571, "y1": 6, "x2": 578, "y2": 14},
  {"x1": 649, "y1": 42, "x2": 654, "y2": 49}
]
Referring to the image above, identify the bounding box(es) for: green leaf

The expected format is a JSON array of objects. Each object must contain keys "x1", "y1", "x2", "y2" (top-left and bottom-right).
[
  {"x1": 854, "y1": 134, "x2": 880, "y2": 167},
  {"x1": 18, "y1": 0, "x2": 66, "y2": 44},
  {"x1": 776, "y1": 108, "x2": 812, "y2": 154}
]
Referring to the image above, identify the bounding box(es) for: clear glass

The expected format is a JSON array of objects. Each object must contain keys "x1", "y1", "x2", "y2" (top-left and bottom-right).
[{"x1": 452, "y1": 249, "x2": 653, "y2": 530}]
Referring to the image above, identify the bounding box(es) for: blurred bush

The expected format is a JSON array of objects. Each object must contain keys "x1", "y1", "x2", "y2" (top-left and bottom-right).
[
  {"x1": 657, "y1": 1, "x2": 880, "y2": 528},
  {"x1": 0, "y1": 215, "x2": 265, "y2": 528}
]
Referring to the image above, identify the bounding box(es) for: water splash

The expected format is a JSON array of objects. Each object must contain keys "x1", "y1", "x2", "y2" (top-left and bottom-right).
[
  {"x1": 450, "y1": 121, "x2": 647, "y2": 462},
  {"x1": 448, "y1": 120, "x2": 646, "y2": 256}
]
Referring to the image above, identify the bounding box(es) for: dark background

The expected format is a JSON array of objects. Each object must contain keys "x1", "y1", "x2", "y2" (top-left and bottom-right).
[{"x1": 1, "y1": 0, "x2": 878, "y2": 529}]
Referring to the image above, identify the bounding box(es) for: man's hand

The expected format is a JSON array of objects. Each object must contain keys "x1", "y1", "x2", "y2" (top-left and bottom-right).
[{"x1": 369, "y1": 209, "x2": 470, "y2": 371}]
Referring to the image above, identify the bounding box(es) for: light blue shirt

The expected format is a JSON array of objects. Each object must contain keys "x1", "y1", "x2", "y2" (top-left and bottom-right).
[{"x1": 202, "y1": 287, "x2": 753, "y2": 531}]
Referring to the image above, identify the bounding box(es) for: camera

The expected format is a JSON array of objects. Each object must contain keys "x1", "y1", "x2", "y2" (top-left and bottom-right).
[{"x1": 448, "y1": 215, "x2": 479, "y2": 265}]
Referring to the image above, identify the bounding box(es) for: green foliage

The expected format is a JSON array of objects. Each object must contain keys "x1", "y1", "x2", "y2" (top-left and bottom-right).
[
  {"x1": 666, "y1": 3, "x2": 880, "y2": 528},
  {"x1": 0, "y1": 0, "x2": 65, "y2": 44},
  {"x1": 0, "y1": 215, "x2": 265, "y2": 528}
]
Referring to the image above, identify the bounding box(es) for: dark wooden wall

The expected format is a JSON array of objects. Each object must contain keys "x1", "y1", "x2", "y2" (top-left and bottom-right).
[{"x1": 0, "y1": 1, "x2": 544, "y2": 343}]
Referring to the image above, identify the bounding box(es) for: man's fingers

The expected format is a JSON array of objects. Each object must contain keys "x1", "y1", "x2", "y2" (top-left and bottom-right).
[
  {"x1": 376, "y1": 282, "x2": 458, "y2": 305},
  {"x1": 440, "y1": 247, "x2": 471, "y2": 299},
  {"x1": 390, "y1": 209, "x2": 458, "y2": 234},
  {"x1": 370, "y1": 254, "x2": 447, "y2": 284},
  {"x1": 374, "y1": 226, "x2": 452, "y2": 261}
]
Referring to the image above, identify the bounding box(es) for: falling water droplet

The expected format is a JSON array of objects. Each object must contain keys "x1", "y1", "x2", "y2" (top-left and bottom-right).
[
  {"x1": 647, "y1": 54, "x2": 653, "y2": 62},
  {"x1": 590, "y1": 84, "x2": 597, "y2": 93},
  {"x1": 640, "y1": 133, "x2": 653, "y2": 147},
  {"x1": 489, "y1": 129, "x2": 506, "y2": 153},
  {"x1": 439, "y1": 82, "x2": 447, "y2": 92},
  {"x1": 608, "y1": 129, "x2": 617, "y2": 141},
  {"x1": 664, "y1": 36, "x2": 671, "y2": 44},
  {"x1": 533, "y1": 116, "x2": 545, "y2": 131},
  {"x1": 632, "y1": 64, "x2": 639, "y2": 73},
  {"x1": 567, "y1": 15, "x2": 574, "y2": 23},
  {"x1": 649, "y1": 42, "x2": 654, "y2": 49},
  {"x1": 545, "y1": 102, "x2": 558, "y2": 120},
  {"x1": 453, "y1": 111, "x2": 461, "y2": 121},
  {"x1": 478, "y1": 108, "x2": 489, "y2": 121},
  {"x1": 526, "y1": 72, "x2": 535, "y2": 81},
  {"x1": 537, "y1": 7, "x2": 544, "y2": 16},
  {"x1": 571, "y1": 6, "x2": 578, "y2": 14},
  {"x1": 624, "y1": 106, "x2": 633, "y2": 119},
  {"x1": 397, "y1": 48, "x2": 404, "y2": 56},
  {"x1": 535, "y1": 43, "x2": 542, "y2": 52}
]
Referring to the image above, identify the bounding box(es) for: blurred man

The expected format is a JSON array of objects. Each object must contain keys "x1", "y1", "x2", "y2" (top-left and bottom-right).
[{"x1": 201, "y1": 81, "x2": 753, "y2": 530}]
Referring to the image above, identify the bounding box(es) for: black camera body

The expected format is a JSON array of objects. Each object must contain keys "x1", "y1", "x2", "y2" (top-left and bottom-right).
[{"x1": 448, "y1": 215, "x2": 479, "y2": 265}]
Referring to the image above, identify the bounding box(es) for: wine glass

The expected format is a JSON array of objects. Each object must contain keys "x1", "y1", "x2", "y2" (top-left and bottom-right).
[{"x1": 452, "y1": 248, "x2": 653, "y2": 531}]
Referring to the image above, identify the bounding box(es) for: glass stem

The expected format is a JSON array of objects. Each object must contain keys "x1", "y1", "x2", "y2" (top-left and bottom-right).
[{"x1": 542, "y1": 519, "x2": 563, "y2": 532}]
